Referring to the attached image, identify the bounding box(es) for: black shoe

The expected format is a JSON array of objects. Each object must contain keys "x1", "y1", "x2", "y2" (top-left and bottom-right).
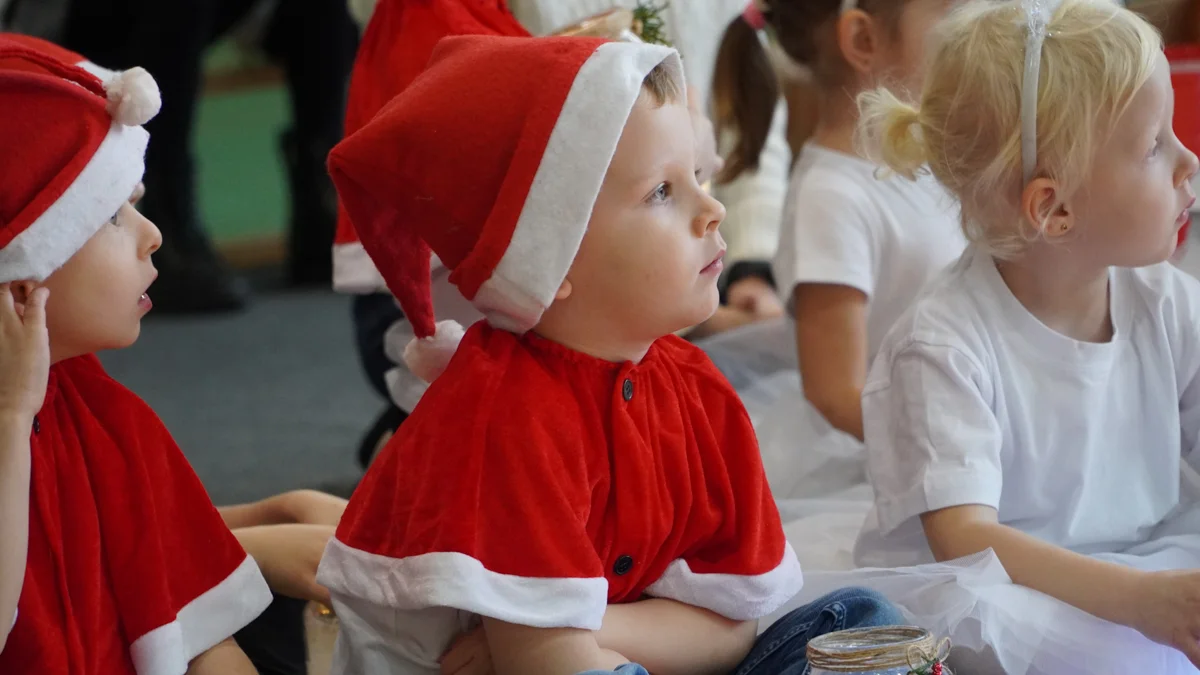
[{"x1": 280, "y1": 128, "x2": 338, "y2": 288}]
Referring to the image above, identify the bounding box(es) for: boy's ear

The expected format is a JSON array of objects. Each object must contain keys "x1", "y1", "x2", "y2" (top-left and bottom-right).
[{"x1": 554, "y1": 278, "x2": 573, "y2": 302}]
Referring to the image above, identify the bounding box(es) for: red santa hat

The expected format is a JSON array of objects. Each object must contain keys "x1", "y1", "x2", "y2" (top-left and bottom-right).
[
  {"x1": 0, "y1": 35, "x2": 160, "y2": 283},
  {"x1": 332, "y1": 0, "x2": 531, "y2": 293},
  {"x1": 329, "y1": 35, "x2": 683, "y2": 381},
  {"x1": 0, "y1": 33, "x2": 119, "y2": 82}
]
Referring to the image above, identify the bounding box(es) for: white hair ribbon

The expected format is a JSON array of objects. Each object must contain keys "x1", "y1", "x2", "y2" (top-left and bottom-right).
[
  {"x1": 841, "y1": 0, "x2": 858, "y2": 12},
  {"x1": 1020, "y1": 0, "x2": 1063, "y2": 182}
]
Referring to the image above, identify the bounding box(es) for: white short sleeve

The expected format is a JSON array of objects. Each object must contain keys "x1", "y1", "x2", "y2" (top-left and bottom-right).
[
  {"x1": 1170, "y1": 272, "x2": 1200, "y2": 467},
  {"x1": 774, "y1": 179, "x2": 878, "y2": 302},
  {"x1": 327, "y1": 594, "x2": 472, "y2": 675},
  {"x1": 864, "y1": 341, "x2": 1004, "y2": 535},
  {"x1": 1180, "y1": 359, "x2": 1200, "y2": 470}
]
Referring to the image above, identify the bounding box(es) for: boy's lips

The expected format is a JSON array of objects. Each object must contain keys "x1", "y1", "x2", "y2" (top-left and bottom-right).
[
  {"x1": 1178, "y1": 197, "x2": 1196, "y2": 227},
  {"x1": 138, "y1": 272, "x2": 158, "y2": 311},
  {"x1": 701, "y1": 249, "x2": 726, "y2": 275}
]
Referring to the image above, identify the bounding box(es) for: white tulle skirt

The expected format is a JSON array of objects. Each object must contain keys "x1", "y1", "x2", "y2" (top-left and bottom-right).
[
  {"x1": 696, "y1": 319, "x2": 865, "y2": 501},
  {"x1": 770, "y1": 529, "x2": 1200, "y2": 675},
  {"x1": 700, "y1": 321, "x2": 1200, "y2": 674}
]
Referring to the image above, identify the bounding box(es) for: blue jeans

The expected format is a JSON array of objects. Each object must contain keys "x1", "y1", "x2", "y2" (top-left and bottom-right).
[{"x1": 576, "y1": 587, "x2": 904, "y2": 675}]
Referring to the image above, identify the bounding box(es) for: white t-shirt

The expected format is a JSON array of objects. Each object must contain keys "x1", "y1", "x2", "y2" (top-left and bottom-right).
[
  {"x1": 384, "y1": 261, "x2": 483, "y2": 412},
  {"x1": 773, "y1": 144, "x2": 966, "y2": 360},
  {"x1": 855, "y1": 247, "x2": 1200, "y2": 568}
]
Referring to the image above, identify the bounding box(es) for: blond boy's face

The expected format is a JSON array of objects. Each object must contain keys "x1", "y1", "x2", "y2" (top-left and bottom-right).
[
  {"x1": 1071, "y1": 53, "x2": 1198, "y2": 267},
  {"x1": 563, "y1": 93, "x2": 727, "y2": 340},
  {"x1": 41, "y1": 184, "x2": 162, "y2": 362}
]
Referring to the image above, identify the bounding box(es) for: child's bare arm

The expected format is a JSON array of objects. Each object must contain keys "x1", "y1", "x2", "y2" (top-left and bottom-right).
[
  {"x1": 186, "y1": 638, "x2": 259, "y2": 674},
  {"x1": 597, "y1": 599, "x2": 758, "y2": 675},
  {"x1": 923, "y1": 505, "x2": 1200, "y2": 666},
  {"x1": 482, "y1": 619, "x2": 626, "y2": 675},
  {"x1": 0, "y1": 417, "x2": 31, "y2": 652},
  {"x1": 218, "y1": 490, "x2": 348, "y2": 529},
  {"x1": 0, "y1": 284, "x2": 49, "y2": 651},
  {"x1": 793, "y1": 284, "x2": 869, "y2": 440}
]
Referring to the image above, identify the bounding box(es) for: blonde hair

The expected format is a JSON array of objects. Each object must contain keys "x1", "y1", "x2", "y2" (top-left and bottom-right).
[
  {"x1": 641, "y1": 64, "x2": 684, "y2": 106},
  {"x1": 857, "y1": 0, "x2": 1162, "y2": 257}
]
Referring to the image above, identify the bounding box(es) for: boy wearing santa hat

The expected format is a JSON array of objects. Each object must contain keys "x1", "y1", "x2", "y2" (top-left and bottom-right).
[
  {"x1": 319, "y1": 33, "x2": 901, "y2": 675},
  {"x1": 0, "y1": 38, "x2": 275, "y2": 674},
  {"x1": 336, "y1": 1, "x2": 736, "y2": 470}
]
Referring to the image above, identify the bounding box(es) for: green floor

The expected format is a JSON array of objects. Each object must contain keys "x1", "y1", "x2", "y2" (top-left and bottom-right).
[{"x1": 196, "y1": 40, "x2": 292, "y2": 243}]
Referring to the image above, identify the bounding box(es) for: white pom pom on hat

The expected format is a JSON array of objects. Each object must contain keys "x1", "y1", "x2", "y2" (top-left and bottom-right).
[
  {"x1": 403, "y1": 320, "x2": 466, "y2": 383},
  {"x1": 104, "y1": 66, "x2": 161, "y2": 127}
]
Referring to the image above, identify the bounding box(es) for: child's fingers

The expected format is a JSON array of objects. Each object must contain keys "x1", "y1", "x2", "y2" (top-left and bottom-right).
[
  {"x1": 1179, "y1": 635, "x2": 1200, "y2": 670},
  {"x1": 440, "y1": 631, "x2": 486, "y2": 675},
  {"x1": 22, "y1": 287, "x2": 49, "y2": 331},
  {"x1": 0, "y1": 284, "x2": 15, "y2": 321},
  {"x1": 439, "y1": 647, "x2": 472, "y2": 675}
]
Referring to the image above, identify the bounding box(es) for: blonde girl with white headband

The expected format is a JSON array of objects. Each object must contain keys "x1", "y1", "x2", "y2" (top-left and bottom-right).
[
  {"x1": 835, "y1": 0, "x2": 1200, "y2": 671},
  {"x1": 700, "y1": 0, "x2": 964, "y2": 502}
]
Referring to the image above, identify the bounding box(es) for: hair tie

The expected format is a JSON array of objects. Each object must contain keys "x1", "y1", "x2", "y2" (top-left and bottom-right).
[
  {"x1": 1020, "y1": 0, "x2": 1062, "y2": 182},
  {"x1": 742, "y1": 1, "x2": 767, "y2": 31},
  {"x1": 841, "y1": 0, "x2": 858, "y2": 11}
]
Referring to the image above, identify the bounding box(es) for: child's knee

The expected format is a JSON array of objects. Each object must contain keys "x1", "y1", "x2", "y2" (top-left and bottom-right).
[{"x1": 834, "y1": 586, "x2": 905, "y2": 628}]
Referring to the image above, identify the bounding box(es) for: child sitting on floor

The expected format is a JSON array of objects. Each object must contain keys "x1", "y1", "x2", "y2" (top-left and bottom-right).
[
  {"x1": 0, "y1": 40, "x2": 274, "y2": 673},
  {"x1": 845, "y1": 0, "x2": 1200, "y2": 671},
  {"x1": 700, "y1": 0, "x2": 965, "y2": 503},
  {"x1": 317, "y1": 33, "x2": 903, "y2": 675}
]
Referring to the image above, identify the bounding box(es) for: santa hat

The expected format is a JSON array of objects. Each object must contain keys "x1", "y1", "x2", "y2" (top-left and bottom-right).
[
  {"x1": 329, "y1": 35, "x2": 683, "y2": 381},
  {"x1": 332, "y1": 0, "x2": 531, "y2": 293},
  {"x1": 0, "y1": 33, "x2": 118, "y2": 82},
  {"x1": 0, "y1": 35, "x2": 160, "y2": 283}
]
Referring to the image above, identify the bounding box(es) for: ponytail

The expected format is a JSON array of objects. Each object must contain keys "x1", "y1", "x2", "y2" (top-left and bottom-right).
[
  {"x1": 856, "y1": 87, "x2": 928, "y2": 180},
  {"x1": 712, "y1": 15, "x2": 779, "y2": 184}
]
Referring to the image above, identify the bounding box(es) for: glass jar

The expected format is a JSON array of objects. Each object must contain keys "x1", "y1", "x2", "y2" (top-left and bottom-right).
[{"x1": 807, "y1": 626, "x2": 951, "y2": 675}]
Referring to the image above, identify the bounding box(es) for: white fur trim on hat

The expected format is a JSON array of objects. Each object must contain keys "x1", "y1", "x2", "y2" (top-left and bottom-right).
[
  {"x1": 104, "y1": 67, "x2": 161, "y2": 127},
  {"x1": 471, "y1": 42, "x2": 684, "y2": 333},
  {"x1": 404, "y1": 320, "x2": 466, "y2": 383},
  {"x1": 0, "y1": 122, "x2": 148, "y2": 283}
]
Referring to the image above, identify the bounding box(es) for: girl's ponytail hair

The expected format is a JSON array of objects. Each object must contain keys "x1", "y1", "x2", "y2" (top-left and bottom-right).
[
  {"x1": 712, "y1": 14, "x2": 779, "y2": 184},
  {"x1": 710, "y1": 0, "x2": 855, "y2": 183},
  {"x1": 857, "y1": 87, "x2": 928, "y2": 180}
]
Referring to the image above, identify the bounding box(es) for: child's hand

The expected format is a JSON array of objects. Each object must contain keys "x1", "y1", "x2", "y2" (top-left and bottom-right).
[
  {"x1": 0, "y1": 284, "x2": 50, "y2": 427},
  {"x1": 439, "y1": 626, "x2": 493, "y2": 675},
  {"x1": 727, "y1": 277, "x2": 784, "y2": 320},
  {"x1": 233, "y1": 524, "x2": 335, "y2": 605},
  {"x1": 1134, "y1": 570, "x2": 1200, "y2": 666}
]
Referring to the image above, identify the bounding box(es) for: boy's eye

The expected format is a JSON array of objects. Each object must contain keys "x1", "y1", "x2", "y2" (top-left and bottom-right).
[
  {"x1": 1149, "y1": 136, "x2": 1162, "y2": 158},
  {"x1": 649, "y1": 182, "x2": 671, "y2": 203}
]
